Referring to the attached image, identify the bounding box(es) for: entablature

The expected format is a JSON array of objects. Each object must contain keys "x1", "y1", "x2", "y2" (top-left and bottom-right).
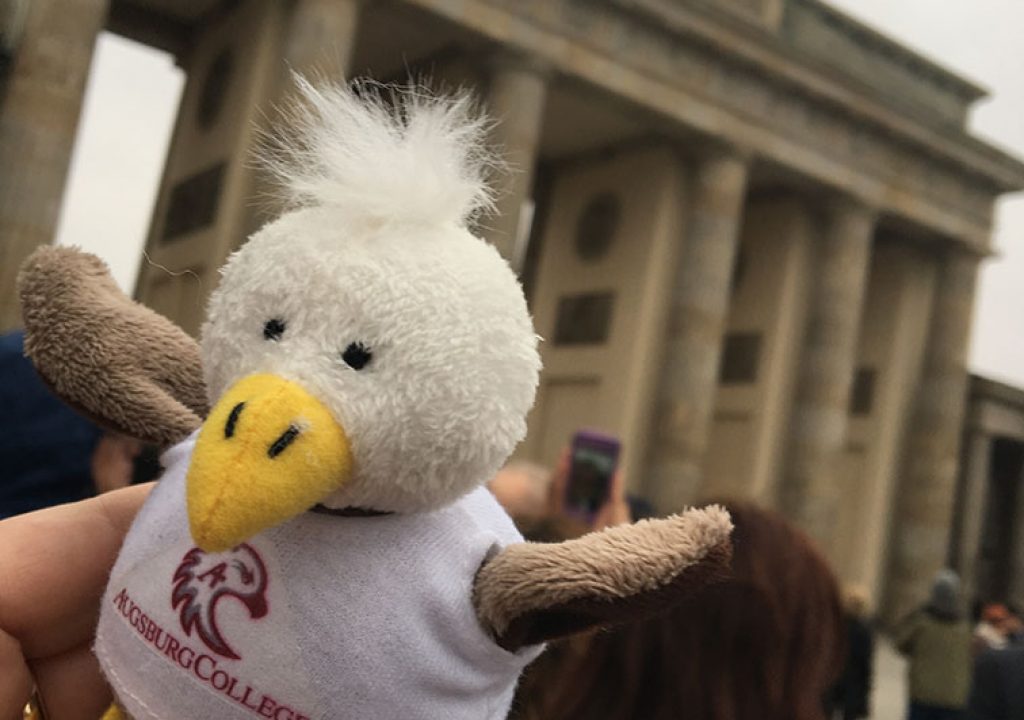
[{"x1": 407, "y1": 0, "x2": 1024, "y2": 249}]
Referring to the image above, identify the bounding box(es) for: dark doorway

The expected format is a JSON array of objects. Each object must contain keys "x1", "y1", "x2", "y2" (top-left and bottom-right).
[{"x1": 976, "y1": 438, "x2": 1024, "y2": 602}]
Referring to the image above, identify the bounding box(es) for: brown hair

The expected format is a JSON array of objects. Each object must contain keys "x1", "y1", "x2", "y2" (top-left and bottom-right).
[{"x1": 514, "y1": 502, "x2": 844, "y2": 720}]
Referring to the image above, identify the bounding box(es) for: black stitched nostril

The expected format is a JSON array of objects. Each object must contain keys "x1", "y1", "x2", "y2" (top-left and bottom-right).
[
  {"x1": 268, "y1": 425, "x2": 301, "y2": 458},
  {"x1": 225, "y1": 402, "x2": 245, "y2": 438}
]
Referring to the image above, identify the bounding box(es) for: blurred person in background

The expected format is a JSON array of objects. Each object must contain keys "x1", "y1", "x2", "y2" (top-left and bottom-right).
[
  {"x1": 967, "y1": 642, "x2": 1024, "y2": 720},
  {"x1": 1001, "y1": 609, "x2": 1023, "y2": 645},
  {"x1": 0, "y1": 330, "x2": 153, "y2": 518},
  {"x1": 1, "y1": 329, "x2": 102, "y2": 517},
  {"x1": 490, "y1": 447, "x2": 633, "y2": 542},
  {"x1": 513, "y1": 501, "x2": 845, "y2": 720},
  {"x1": 830, "y1": 585, "x2": 875, "y2": 720},
  {"x1": 893, "y1": 569, "x2": 972, "y2": 720},
  {"x1": 495, "y1": 445, "x2": 652, "y2": 719},
  {"x1": 973, "y1": 604, "x2": 1011, "y2": 656}
]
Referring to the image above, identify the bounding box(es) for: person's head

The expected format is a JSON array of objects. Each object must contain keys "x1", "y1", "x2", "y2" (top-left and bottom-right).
[
  {"x1": 521, "y1": 501, "x2": 844, "y2": 720},
  {"x1": 982, "y1": 603, "x2": 1010, "y2": 626},
  {"x1": 844, "y1": 584, "x2": 870, "y2": 618},
  {"x1": 928, "y1": 569, "x2": 962, "y2": 620}
]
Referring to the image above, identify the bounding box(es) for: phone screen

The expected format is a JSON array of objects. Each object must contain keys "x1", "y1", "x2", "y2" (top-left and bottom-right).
[{"x1": 565, "y1": 431, "x2": 620, "y2": 519}]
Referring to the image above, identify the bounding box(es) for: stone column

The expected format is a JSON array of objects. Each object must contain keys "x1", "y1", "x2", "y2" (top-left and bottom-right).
[
  {"x1": 884, "y1": 250, "x2": 979, "y2": 623},
  {"x1": 1009, "y1": 472, "x2": 1024, "y2": 611},
  {"x1": 952, "y1": 428, "x2": 992, "y2": 606},
  {"x1": 0, "y1": 0, "x2": 108, "y2": 331},
  {"x1": 239, "y1": 0, "x2": 364, "y2": 241},
  {"x1": 779, "y1": 196, "x2": 875, "y2": 554},
  {"x1": 281, "y1": 0, "x2": 362, "y2": 82},
  {"x1": 648, "y1": 147, "x2": 750, "y2": 512},
  {"x1": 484, "y1": 52, "x2": 549, "y2": 269}
]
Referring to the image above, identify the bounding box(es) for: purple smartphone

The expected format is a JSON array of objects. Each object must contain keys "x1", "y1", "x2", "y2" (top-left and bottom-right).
[{"x1": 565, "y1": 430, "x2": 621, "y2": 520}]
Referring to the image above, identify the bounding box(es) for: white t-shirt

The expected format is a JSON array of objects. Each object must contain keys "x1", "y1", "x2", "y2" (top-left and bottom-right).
[{"x1": 95, "y1": 433, "x2": 541, "y2": 720}]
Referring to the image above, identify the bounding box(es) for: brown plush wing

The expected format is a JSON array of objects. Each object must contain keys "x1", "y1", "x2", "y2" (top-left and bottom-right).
[
  {"x1": 473, "y1": 506, "x2": 733, "y2": 651},
  {"x1": 18, "y1": 246, "x2": 208, "y2": 446}
]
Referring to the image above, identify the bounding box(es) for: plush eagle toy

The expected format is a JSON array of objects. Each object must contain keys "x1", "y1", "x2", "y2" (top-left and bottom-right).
[{"x1": 19, "y1": 79, "x2": 732, "y2": 720}]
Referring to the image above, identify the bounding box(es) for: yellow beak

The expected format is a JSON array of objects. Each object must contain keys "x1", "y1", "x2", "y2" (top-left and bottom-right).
[{"x1": 186, "y1": 373, "x2": 353, "y2": 552}]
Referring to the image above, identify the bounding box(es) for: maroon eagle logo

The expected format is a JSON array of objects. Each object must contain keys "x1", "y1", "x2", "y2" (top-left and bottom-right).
[{"x1": 171, "y1": 543, "x2": 269, "y2": 660}]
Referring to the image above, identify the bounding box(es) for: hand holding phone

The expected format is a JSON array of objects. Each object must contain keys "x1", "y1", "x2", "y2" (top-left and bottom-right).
[{"x1": 564, "y1": 430, "x2": 621, "y2": 522}]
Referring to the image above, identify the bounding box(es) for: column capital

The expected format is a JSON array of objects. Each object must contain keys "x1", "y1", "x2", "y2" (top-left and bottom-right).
[
  {"x1": 293, "y1": 0, "x2": 369, "y2": 9},
  {"x1": 486, "y1": 48, "x2": 554, "y2": 79},
  {"x1": 684, "y1": 145, "x2": 751, "y2": 218},
  {"x1": 823, "y1": 191, "x2": 878, "y2": 223},
  {"x1": 941, "y1": 242, "x2": 987, "y2": 267},
  {"x1": 282, "y1": 0, "x2": 363, "y2": 82},
  {"x1": 689, "y1": 140, "x2": 754, "y2": 169}
]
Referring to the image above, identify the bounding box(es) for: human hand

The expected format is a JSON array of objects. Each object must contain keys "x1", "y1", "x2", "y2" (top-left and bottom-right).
[
  {"x1": 91, "y1": 435, "x2": 143, "y2": 495},
  {"x1": 0, "y1": 484, "x2": 152, "y2": 720},
  {"x1": 591, "y1": 463, "x2": 632, "y2": 530},
  {"x1": 1002, "y1": 614, "x2": 1023, "y2": 638},
  {"x1": 548, "y1": 448, "x2": 631, "y2": 533}
]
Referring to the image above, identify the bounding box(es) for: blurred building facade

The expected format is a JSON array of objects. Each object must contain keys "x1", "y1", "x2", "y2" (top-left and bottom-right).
[
  {"x1": 954, "y1": 377, "x2": 1024, "y2": 615},
  {"x1": 3, "y1": 0, "x2": 1024, "y2": 621}
]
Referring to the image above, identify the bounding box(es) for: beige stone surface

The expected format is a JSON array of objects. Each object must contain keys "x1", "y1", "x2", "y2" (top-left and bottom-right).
[
  {"x1": 523, "y1": 147, "x2": 687, "y2": 491},
  {"x1": 647, "y1": 149, "x2": 749, "y2": 512},
  {"x1": 953, "y1": 429, "x2": 993, "y2": 606},
  {"x1": 134, "y1": 0, "x2": 362, "y2": 336},
  {"x1": 779, "y1": 196, "x2": 874, "y2": 555},
  {"x1": 483, "y1": 52, "x2": 549, "y2": 267},
  {"x1": 884, "y1": 252, "x2": 979, "y2": 622},
  {"x1": 703, "y1": 196, "x2": 813, "y2": 504},
  {"x1": 834, "y1": 242, "x2": 936, "y2": 606},
  {"x1": 407, "y1": 0, "x2": 1012, "y2": 248},
  {"x1": 280, "y1": 0, "x2": 361, "y2": 81},
  {"x1": 134, "y1": 0, "x2": 282, "y2": 335}
]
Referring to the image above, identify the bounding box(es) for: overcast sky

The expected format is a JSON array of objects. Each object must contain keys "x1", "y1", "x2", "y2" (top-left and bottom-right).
[
  {"x1": 55, "y1": 33, "x2": 182, "y2": 293},
  {"x1": 55, "y1": 2, "x2": 1024, "y2": 385}
]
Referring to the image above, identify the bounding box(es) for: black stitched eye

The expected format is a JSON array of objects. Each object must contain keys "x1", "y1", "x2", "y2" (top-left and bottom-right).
[
  {"x1": 342, "y1": 342, "x2": 372, "y2": 370},
  {"x1": 263, "y1": 318, "x2": 286, "y2": 341}
]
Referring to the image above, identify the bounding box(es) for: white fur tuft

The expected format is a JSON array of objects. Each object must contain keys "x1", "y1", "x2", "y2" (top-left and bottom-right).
[{"x1": 260, "y1": 76, "x2": 498, "y2": 228}]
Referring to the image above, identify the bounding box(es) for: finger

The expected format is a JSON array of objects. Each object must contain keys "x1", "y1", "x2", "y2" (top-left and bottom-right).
[
  {"x1": 549, "y1": 448, "x2": 570, "y2": 516},
  {"x1": 0, "y1": 483, "x2": 152, "y2": 658},
  {"x1": 609, "y1": 468, "x2": 626, "y2": 503},
  {"x1": 607, "y1": 500, "x2": 633, "y2": 527},
  {"x1": 0, "y1": 627, "x2": 32, "y2": 720},
  {"x1": 587, "y1": 467, "x2": 625, "y2": 530},
  {"x1": 92, "y1": 435, "x2": 138, "y2": 494},
  {"x1": 31, "y1": 641, "x2": 111, "y2": 720},
  {"x1": 591, "y1": 499, "x2": 630, "y2": 531}
]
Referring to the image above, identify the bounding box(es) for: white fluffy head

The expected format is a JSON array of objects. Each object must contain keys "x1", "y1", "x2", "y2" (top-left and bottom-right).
[
  {"x1": 260, "y1": 76, "x2": 497, "y2": 229},
  {"x1": 201, "y1": 81, "x2": 540, "y2": 514}
]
